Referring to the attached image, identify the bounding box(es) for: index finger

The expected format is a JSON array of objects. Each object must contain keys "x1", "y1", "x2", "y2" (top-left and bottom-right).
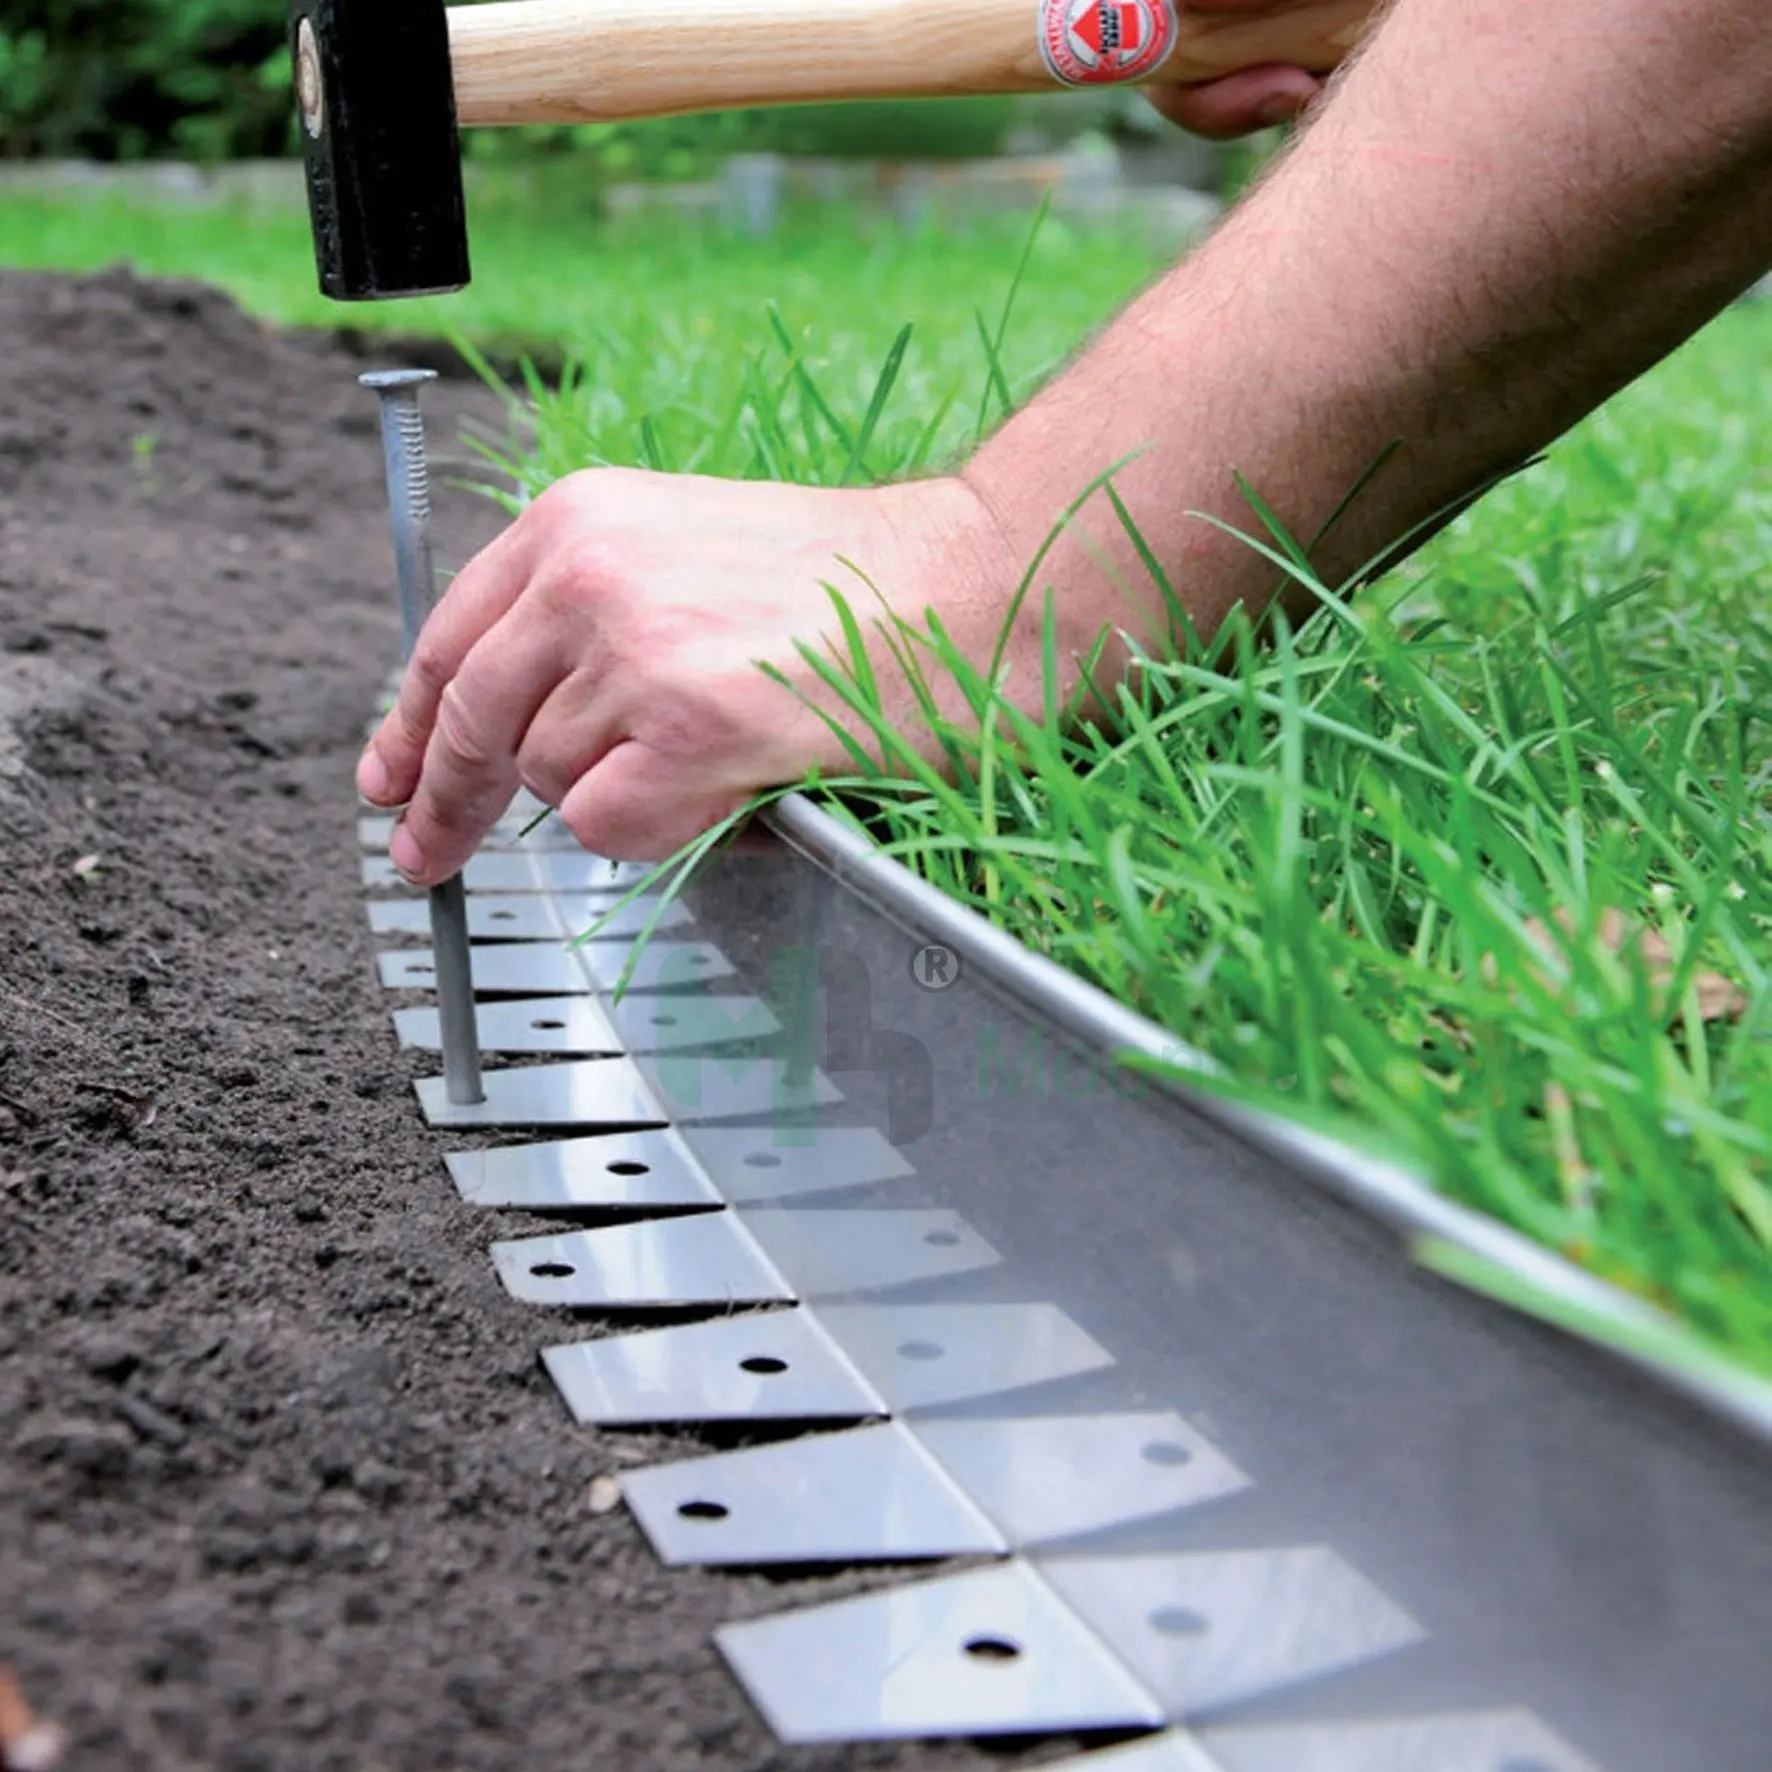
[{"x1": 357, "y1": 515, "x2": 538, "y2": 809}]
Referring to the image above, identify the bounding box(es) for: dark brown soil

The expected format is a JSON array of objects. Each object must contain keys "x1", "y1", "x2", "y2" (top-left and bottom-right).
[{"x1": 0, "y1": 268, "x2": 1061, "y2": 1772}]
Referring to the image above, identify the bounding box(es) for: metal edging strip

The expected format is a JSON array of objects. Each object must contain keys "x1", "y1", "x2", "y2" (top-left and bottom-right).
[{"x1": 764, "y1": 792, "x2": 1772, "y2": 1449}]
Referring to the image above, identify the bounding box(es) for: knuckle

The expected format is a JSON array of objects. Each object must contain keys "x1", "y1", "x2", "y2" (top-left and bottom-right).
[
  {"x1": 406, "y1": 636, "x2": 451, "y2": 702},
  {"x1": 529, "y1": 470, "x2": 613, "y2": 536},
  {"x1": 431, "y1": 680, "x2": 501, "y2": 776}
]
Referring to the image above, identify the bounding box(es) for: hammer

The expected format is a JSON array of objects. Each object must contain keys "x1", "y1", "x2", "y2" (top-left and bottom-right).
[{"x1": 289, "y1": 0, "x2": 1375, "y2": 300}]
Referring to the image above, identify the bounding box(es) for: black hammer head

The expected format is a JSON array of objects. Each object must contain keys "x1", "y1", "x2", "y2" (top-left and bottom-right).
[{"x1": 289, "y1": 0, "x2": 470, "y2": 300}]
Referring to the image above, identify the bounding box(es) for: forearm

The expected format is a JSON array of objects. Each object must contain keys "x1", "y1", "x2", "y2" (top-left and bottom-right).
[{"x1": 966, "y1": 0, "x2": 1772, "y2": 653}]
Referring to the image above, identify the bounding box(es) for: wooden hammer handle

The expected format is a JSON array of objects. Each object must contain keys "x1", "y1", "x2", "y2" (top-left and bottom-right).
[{"x1": 450, "y1": 0, "x2": 1377, "y2": 127}]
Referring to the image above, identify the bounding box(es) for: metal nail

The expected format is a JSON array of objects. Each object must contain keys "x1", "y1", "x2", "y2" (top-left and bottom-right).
[{"x1": 361, "y1": 368, "x2": 484, "y2": 1106}]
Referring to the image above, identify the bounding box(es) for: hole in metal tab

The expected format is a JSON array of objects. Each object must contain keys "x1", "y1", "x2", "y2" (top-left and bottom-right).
[
  {"x1": 531, "y1": 1018, "x2": 567, "y2": 1030},
  {"x1": 1149, "y1": 1606, "x2": 1209, "y2": 1637},
  {"x1": 410, "y1": 963, "x2": 434, "y2": 976},
  {"x1": 897, "y1": 1340, "x2": 944, "y2": 1362},
  {"x1": 923, "y1": 1230, "x2": 961, "y2": 1247},
  {"x1": 678, "y1": 1499, "x2": 730, "y2": 1521},
  {"x1": 739, "y1": 1356, "x2": 789, "y2": 1375},
  {"x1": 489, "y1": 910, "x2": 517, "y2": 922},
  {"x1": 1141, "y1": 1440, "x2": 1192, "y2": 1468},
  {"x1": 606, "y1": 1161, "x2": 651, "y2": 1177},
  {"x1": 743, "y1": 1153, "x2": 782, "y2": 1169},
  {"x1": 530, "y1": 1261, "x2": 576, "y2": 1279},
  {"x1": 650, "y1": 1013, "x2": 679, "y2": 1027},
  {"x1": 963, "y1": 1635, "x2": 1022, "y2": 1662},
  {"x1": 689, "y1": 954, "x2": 710, "y2": 966}
]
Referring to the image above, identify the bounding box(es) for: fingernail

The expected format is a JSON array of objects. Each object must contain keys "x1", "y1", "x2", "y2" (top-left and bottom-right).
[
  {"x1": 390, "y1": 822, "x2": 425, "y2": 882},
  {"x1": 357, "y1": 748, "x2": 392, "y2": 804}
]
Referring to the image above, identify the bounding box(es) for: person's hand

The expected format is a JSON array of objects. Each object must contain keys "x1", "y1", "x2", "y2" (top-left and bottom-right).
[
  {"x1": 356, "y1": 470, "x2": 1016, "y2": 876},
  {"x1": 1154, "y1": 0, "x2": 1339, "y2": 138}
]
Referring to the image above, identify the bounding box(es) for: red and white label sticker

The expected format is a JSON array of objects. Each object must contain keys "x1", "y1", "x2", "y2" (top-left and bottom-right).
[{"x1": 1039, "y1": 0, "x2": 1178, "y2": 86}]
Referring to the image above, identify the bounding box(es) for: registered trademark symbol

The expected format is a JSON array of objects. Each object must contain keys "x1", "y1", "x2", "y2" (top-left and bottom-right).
[{"x1": 910, "y1": 943, "x2": 960, "y2": 992}]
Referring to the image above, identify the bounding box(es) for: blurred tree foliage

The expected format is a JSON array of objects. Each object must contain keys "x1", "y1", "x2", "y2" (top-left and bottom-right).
[
  {"x1": 0, "y1": 0, "x2": 1013, "y2": 168},
  {"x1": 0, "y1": 1, "x2": 292, "y2": 160},
  {"x1": 467, "y1": 102, "x2": 1015, "y2": 181}
]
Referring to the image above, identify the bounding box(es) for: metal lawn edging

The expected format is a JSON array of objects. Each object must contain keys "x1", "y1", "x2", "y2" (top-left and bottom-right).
[{"x1": 766, "y1": 791, "x2": 1772, "y2": 1449}]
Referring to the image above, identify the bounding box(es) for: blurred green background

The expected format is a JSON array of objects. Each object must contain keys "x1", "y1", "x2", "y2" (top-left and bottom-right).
[{"x1": 0, "y1": 0, "x2": 1243, "y2": 187}]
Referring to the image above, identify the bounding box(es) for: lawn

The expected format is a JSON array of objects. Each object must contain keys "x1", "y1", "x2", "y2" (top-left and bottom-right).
[{"x1": 8, "y1": 174, "x2": 1770, "y2": 1380}]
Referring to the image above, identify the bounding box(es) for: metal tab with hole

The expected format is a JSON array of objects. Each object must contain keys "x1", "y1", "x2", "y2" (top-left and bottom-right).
[
  {"x1": 1203, "y1": 1710, "x2": 1601, "y2": 1772},
  {"x1": 380, "y1": 940, "x2": 735, "y2": 997},
  {"x1": 607, "y1": 992, "x2": 782, "y2": 1053},
  {"x1": 1039, "y1": 1546, "x2": 1423, "y2": 1719},
  {"x1": 915, "y1": 1413, "x2": 1250, "y2": 1547},
  {"x1": 636, "y1": 1054, "x2": 841, "y2": 1123},
  {"x1": 379, "y1": 944, "x2": 591, "y2": 996},
  {"x1": 815, "y1": 1302, "x2": 1115, "y2": 1410},
  {"x1": 543, "y1": 1309, "x2": 887, "y2": 1425},
  {"x1": 682, "y1": 1125, "x2": 915, "y2": 1202},
  {"x1": 444, "y1": 1129, "x2": 720, "y2": 1211},
  {"x1": 360, "y1": 851, "x2": 647, "y2": 894},
  {"x1": 395, "y1": 994, "x2": 783, "y2": 1058},
  {"x1": 415, "y1": 1057, "x2": 666, "y2": 1130},
  {"x1": 742, "y1": 1209, "x2": 1002, "y2": 1297},
  {"x1": 394, "y1": 997, "x2": 622, "y2": 1057},
  {"x1": 715, "y1": 1560, "x2": 1163, "y2": 1743},
  {"x1": 579, "y1": 940, "x2": 737, "y2": 993},
  {"x1": 491, "y1": 1214, "x2": 793, "y2": 1308},
  {"x1": 368, "y1": 894, "x2": 689, "y2": 941},
  {"x1": 621, "y1": 1422, "x2": 1007, "y2": 1566}
]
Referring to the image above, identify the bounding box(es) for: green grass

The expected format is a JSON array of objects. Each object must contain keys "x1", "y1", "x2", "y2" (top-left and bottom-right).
[
  {"x1": 10, "y1": 179, "x2": 1771, "y2": 1378},
  {"x1": 492, "y1": 250, "x2": 1772, "y2": 1381},
  {"x1": 0, "y1": 173, "x2": 1166, "y2": 364}
]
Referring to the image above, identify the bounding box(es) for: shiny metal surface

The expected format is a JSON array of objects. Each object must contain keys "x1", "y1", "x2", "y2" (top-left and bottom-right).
[
  {"x1": 916, "y1": 1413, "x2": 1250, "y2": 1547},
  {"x1": 577, "y1": 939, "x2": 738, "y2": 993},
  {"x1": 1040, "y1": 1547, "x2": 1423, "y2": 1718},
  {"x1": 490, "y1": 1215, "x2": 793, "y2": 1308},
  {"x1": 620, "y1": 1422, "x2": 1006, "y2": 1566},
  {"x1": 462, "y1": 851, "x2": 654, "y2": 894},
  {"x1": 1204, "y1": 1709, "x2": 1600, "y2": 1772},
  {"x1": 396, "y1": 993, "x2": 783, "y2": 1057},
  {"x1": 380, "y1": 943, "x2": 591, "y2": 996},
  {"x1": 364, "y1": 851, "x2": 650, "y2": 893},
  {"x1": 636, "y1": 1054, "x2": 841, "y2": 1123},
  {"x1": 769, "y1": 792, "x2": 1772, "y2": 1446},
  {"x1": 714, "y1": 1561, "x2": 1164, "y2": 1742},
  {"x1": 682, "y1": 1125, "x2": 915, "y2": 1202},
  {"x1": 443, "y1": 1129, "x2": 720, "y2": 1211},
  {"x1": 817, "y1": 1303, "x2": 1115, "y2": 1410},
  {"x1": 542, "y1": 1309, "x2": 887, "y2": 1424},
  {"x1": 414, "y1": 1057, "x2": 664, "y2": 1130},
  {"x1": 742, "y1": 1208, "x2": 1002, "y2": 1297},
  {"x1": 395, "y1": 996, "x2": 621, "y2": 1056},
  {"x1": 606, "y1": 992, "x2": 782, "y2": 1053},
  {"x1": 368, "y1": 893, "x2": 689, "y2": 941},
  {"x1": 555, "y1": 893, "x2": 694, "y2": 941},
  {"x1": 382, "y1": 939, "x2": 736, "y2": 996}
]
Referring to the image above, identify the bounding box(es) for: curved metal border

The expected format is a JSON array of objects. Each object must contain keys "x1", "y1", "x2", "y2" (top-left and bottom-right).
[{"x1": 767, "y1": 792, "x2": 1772, "y2": 1448}]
